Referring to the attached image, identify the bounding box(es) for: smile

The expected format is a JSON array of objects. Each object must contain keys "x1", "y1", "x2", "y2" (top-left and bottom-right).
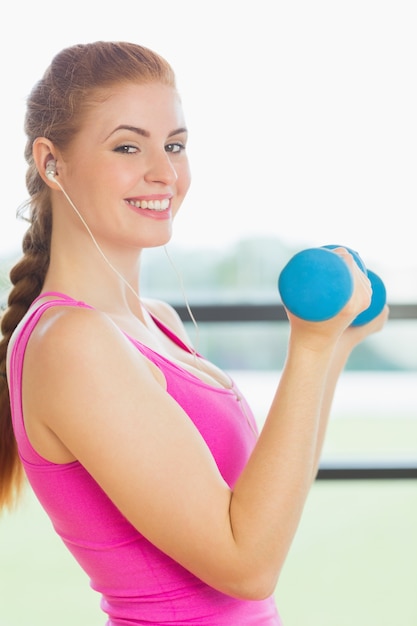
[{"x1": 126, "y1": 199, "x2": 170, "y2": 212}]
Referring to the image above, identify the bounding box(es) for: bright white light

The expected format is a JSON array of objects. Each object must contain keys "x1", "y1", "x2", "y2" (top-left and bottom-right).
[{"x1": 2, "y1": 0, "x2": 416, "y2": 299}]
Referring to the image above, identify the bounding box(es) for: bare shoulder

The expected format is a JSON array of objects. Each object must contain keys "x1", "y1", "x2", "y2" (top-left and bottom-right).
[
  {"x1": 26, "y1": 303, "x2": 123, "y2": 362},
  {"x1": 24, "y1": 302, "x2": 160, "y2": 400}
]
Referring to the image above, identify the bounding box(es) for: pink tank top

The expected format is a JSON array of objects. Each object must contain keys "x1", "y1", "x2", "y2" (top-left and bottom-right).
[{"x1": 8, "y1": 293, "x2": 282, "y2": 625}]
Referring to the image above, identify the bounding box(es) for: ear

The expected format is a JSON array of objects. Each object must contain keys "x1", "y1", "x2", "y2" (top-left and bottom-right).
[{"x1": 32, "y1": 137, "x2": 60, "y2": 188}]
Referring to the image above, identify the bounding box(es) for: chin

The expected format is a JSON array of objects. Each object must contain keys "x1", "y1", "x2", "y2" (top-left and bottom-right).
[{"x1": 141, "y1": 230, "x2": 174, "y2": 250}]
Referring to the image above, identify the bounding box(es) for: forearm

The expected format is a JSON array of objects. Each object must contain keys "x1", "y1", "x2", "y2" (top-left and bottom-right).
[
  {"x1": 311, "y1": 335, "x2": 354, "y2": 478},
  {"x1": 311, "y1": 318, "x2": 387, "y2": 478},
  {"x1": 228, "y1": 339, "x2": 336, "y2": 594}
]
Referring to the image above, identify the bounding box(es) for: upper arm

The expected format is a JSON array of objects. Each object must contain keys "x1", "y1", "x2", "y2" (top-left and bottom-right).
[{"x1": 23, "y1": 306, "x2": 237, "y2": 589}]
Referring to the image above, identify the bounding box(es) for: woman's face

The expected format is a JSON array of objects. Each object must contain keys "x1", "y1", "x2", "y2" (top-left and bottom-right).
[{"x1": 56, "y1": 81, "x2": 191, "y2": 250}]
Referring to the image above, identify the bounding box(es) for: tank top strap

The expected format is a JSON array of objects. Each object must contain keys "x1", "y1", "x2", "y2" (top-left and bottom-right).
[
  {"x1": 31, "y1": 291, "x2": 82, "y2": 306},
  {"x1": 148, "y1": 312, "x2": 201, "y2": 356},
  {"x1": 31, "y1": 293, "x2": 198, "y2": 355},
  {"x1": 13, "y1": 294, "x2": 94, "y2": 363}
]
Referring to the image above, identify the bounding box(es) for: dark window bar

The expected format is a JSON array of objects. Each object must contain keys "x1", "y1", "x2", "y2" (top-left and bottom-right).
[
  {"x1": 173, "y1": 302, "x2": 417, "y2": 323},
  {"x1": 173, "y1": 301, "x2": 417, "y2": 481},
  {"x1": 317, "y1": 461, "x2": 417, "y2": 481}
]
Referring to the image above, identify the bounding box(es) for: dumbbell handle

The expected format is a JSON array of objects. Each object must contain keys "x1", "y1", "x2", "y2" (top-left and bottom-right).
[{"x1": 278, "y1": 245, "x2": 386, "y2": 325}]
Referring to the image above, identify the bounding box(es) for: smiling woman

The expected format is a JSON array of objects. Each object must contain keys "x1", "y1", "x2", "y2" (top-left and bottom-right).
[
  {"x1": 33, "y1": 81, "x2": 190, "y2": 254},
  {"x1": 0, "y1": 40, "x2": 389, "y2": 626}
]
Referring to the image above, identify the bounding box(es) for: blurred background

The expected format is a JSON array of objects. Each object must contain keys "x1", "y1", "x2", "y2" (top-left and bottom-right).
[{"x1": 0, "y1": 1, "x2": 416, "y2": 625}]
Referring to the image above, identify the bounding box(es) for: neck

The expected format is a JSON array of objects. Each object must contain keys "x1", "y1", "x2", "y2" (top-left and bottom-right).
[{"x1": 44, "y1": 231, "x2": 144, "y2": 319}]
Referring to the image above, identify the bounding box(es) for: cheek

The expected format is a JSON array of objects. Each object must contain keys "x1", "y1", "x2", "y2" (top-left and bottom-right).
[
  {"x1": 104, "y1": 163, "x2": 136, "y2": 189},
  {"x1": 172, "y1": 167, "x2": 191, "y2": 218}
]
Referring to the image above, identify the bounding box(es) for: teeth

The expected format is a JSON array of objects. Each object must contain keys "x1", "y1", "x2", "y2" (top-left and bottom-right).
[{"x1": 127, "y1": 199, "x2": 170, "y2": 211}]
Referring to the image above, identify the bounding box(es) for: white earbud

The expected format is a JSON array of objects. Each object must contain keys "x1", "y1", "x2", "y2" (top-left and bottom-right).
[{"x1": 45, "y1": 160, "x2": 57, "y2": 181}]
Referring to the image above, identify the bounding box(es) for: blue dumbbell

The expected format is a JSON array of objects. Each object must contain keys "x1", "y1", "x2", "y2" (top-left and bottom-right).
[{"x1": 277, "y1": 245, "x2": 386, "y2": 325}]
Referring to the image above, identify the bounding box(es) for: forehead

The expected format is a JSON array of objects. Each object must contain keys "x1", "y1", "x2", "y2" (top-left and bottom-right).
[{"x1": 81, "y1": 82, "x2": 185, "y2": 138}]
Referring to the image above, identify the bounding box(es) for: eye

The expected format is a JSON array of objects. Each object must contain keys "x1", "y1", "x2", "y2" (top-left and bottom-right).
[
  {"x1": 165, "y1": 142, "x2": 185, "y2": 154},
  {"x1": 113, "y1": 144, "x2": 138, "y2": 154}
]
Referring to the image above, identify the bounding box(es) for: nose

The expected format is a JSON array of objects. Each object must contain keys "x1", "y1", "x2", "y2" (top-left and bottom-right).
[{"x1": 144, "y1": 149, "x2": 178, "y2": 186}]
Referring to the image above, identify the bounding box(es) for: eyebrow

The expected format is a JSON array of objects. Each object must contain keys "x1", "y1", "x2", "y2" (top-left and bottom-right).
[{"x1": 106, "y1": 125, "x2": 188, "y2": 140}]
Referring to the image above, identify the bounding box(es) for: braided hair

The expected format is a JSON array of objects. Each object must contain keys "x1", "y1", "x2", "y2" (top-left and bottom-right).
[{"x1": 0, "y1": 41, "x2": 176, "y2": 508}]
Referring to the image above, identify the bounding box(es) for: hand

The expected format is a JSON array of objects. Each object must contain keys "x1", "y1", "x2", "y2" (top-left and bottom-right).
[
  {"x1": 286, "y1": 247, "x2": 375, "y2": 351},
  {"x1": 339, "y1": 302, "x2": 389, "y2": 351}
]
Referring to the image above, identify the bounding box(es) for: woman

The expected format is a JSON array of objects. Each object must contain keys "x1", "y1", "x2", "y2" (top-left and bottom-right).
[{"x1": 0, "y1": 41, "x2": 388, "y2": 625}]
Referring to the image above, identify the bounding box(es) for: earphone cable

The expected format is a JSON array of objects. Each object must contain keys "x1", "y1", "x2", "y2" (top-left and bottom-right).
[{"x1": 55, "y1": 177, "x2": 201, "y2": 362}]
